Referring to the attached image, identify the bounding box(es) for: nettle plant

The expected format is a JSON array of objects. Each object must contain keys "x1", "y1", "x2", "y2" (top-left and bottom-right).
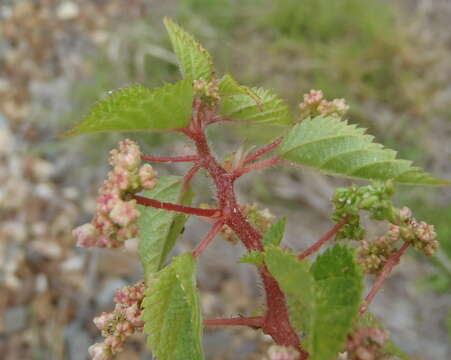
[{"x1": 67, "y1": 19, "x2": 449, "y2": 360}]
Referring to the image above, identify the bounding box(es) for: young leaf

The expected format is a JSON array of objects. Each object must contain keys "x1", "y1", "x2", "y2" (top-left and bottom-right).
[
  {"x1": 279, "y1": 116, "x2": 449, "y2": 185},
  {"x1": 164, "y1": 17, "x2": 214, "y2": 81},
  {"x1": 137, "y1": 176, "x2": 193, "y2": 278},
  {"x1": 218, "y1": 73, "x2": 261, "y2": 103},
  {"x1": 308, "y1": 244, "x2": 363, "y2": 360},
  {"x1": 142, "y1": 253, "x2": 204, "y2": 360},
  {"x1": 264, "y1": 246, "x2": 314, "y2": 334},
  {"x1": 238, "y1": 250, "x2": 264, "y2": 265},
  {"x1": 262, "y1": 217, "x2": 287, "y2": 247},
  {"x1": 220, "y1": 87, "x2": 293, "y2": 126},
  {"x1": 63, "y1": 79, "x2": 194, "y2": 137}
]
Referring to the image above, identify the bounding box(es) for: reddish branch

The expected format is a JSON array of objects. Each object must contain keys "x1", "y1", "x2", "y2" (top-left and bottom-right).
[
  {"x1": 204, "y1": 317, "x2": 263, "y2": 328},
  {"x1": 183, "y1": 100, "x2": 307, "y2": 359},
  {"x1": 298, "y1": 218, "x2": 347, "y2": 260},
  {"x1": 192, "y1": 221, "x2": 224, "y2": 257},
  {"x1": 244, "y1": 136, "x2": 284, "y2": 164},
  {"x1": 141, "y1": 154, "x2": 199, "y2": 163},
  {"x1": 233, "y1": 157, "x2": 284, "y2": 179},
  {"x1": 133, "y1": 195, "x2": 221, "y2": 218},
  {"x1": 360, "y1": 241, "x2": 411, "y2": 314},
  {"x1": 183, "y1": 164, "x2": 201, "y2": 188}
]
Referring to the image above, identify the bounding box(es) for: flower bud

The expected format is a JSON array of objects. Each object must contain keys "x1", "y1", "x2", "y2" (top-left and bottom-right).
[
  {"x1": 93, "y1": 312, "x2": 115, "y2": 331},
  {"x1": 139, "y1": 164, "x2": 158, "y2": 190},
  {"x1": 73, "y1": 223, "x2": 98, "y2": 248},
  {"x1": 109, "y1": 200, "x2": 140, "y2": 227},
  {"x1": 88, "y1": 343, "x2": 110, "y2": 360}
]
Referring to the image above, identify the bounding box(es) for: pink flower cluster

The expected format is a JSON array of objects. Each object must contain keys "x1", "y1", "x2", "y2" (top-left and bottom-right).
[
  {"x1": 299, "y1": 89, "x2": 349, "y2": 119},
  {"x1": 72, "y1": 140, "x2": 158, "y2": 248},
  {"x1": 89, "y1": 282, "x2": 146, "y2": 360},
  {"x1": 346, "y1": 326, "x2": 389, "y2": 360}
]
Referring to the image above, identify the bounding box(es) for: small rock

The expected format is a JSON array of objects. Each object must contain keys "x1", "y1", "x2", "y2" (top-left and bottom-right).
[
  {"x1": 65, "y1": 322, "x2": 90, "y2": 360},
  {"x1": 3, "y1": 306, "x2": 27, "y2": 333},
  {"x1": 57, "y1": 2, "x2": 79, "y2": 20},
  {"x1": 35, "y1": 273, "x2": 48, "y2": 293},
  {"x1": 61, "y1": 255, "x2": 84, "y2": 272}
]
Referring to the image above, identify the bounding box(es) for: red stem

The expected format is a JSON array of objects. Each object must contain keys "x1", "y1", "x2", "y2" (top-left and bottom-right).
[
  {"x1": 204, "y1": 317, "x2": 263, "y2": 328},
  {"x1": 233, "y1": 157, "x2": 283, "y2": 179},
  {"x1": 185, "y1": 105, "x2": 307, "y2": 359},
  {"x1": 192, "y1": 221, "x2": 224, "y2": 257},
  {"x1": 183, "y1": 164, "x2": 201, "y2": 188},
  {"x1": 244, "y1": 136, "x2": 284, "y2": 164},
  {"x1": 133, "y1": 195, "x2": 221, "y2": 218},
  {"x1": 141, "y1": 154, "x2": 199, "y2": 163},
  {"x1": 298, "y1": 218, "x2": 347, "y2": 260},
  {"x1": 360, "y1": 241, "x2": 411, "y2": 314}
]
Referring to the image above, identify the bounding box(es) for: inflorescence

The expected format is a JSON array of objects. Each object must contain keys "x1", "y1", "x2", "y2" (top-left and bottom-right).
[
  {"x1": 89, "y1": 282, "x2": 146, "y2": 360},
  {"x1": 72, "y1": 140, "x2": 158, "y2": 248},
  {"x1": 299, "y1": 89, "x2": 349, "y2": 119},
  {"x1": 332, "y1": 181, "x2": 438, "y2": 275}
]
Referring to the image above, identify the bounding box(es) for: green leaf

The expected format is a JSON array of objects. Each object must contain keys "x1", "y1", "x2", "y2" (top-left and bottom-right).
[
  {"x1": 265, "y1": 245, "x2": 363, "y2": 360},
  {"x1": 137, "y1": 176, "x2": 193, "y2": 278},
  {"x1": 142, "y1": 253, "x2": 204, "y2": 360},
  {"x1": 220, "y1": 87, "x2": 293, "y2": 126},
  {"x1": 265, "y1": 246, "x2": 314, "y2": 334},
  {"x1": 218, "y1": 73, "x2": 260, "y2": 101},
  {"x1": 63, "y1": 79, "x2": 194, "y2": 137},
  {"x1": 308, "y1": 245, "x2": 363, "y2": 360},
  {"x1": 279, "y1": 116, "x2": 449, "y2": 185},
  {"x1": 164, "y1": 17, "x2": 214, "y2": 81},
  {"x1": 263, "y1": 217, "x2": 287, "y2": 247},
  {"x1": 238, "y1": 250, "x2": 264, "y2": 265}
]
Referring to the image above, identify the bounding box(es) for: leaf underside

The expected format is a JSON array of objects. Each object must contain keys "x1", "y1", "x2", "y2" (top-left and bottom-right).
[
  {"x1": 164, "y1": 17, "x2": 214, "y2": 81},
  {"x1": 220, "y1": 86, "x2": 293, "y2": 126},
  {"x1": 63, "y1": 79, "x2": 194, "y2": 137},
  {"x1": 142, "y1": 253, "x2": 204, "y2": 360},
  {"x1": 265, "y1": 245, "x2": 363, "y2": 360},
  {"x1": 137, "y1": 176, "x2": 192, "y2": 278},
  {"x1": 280, "y1": 116, "x2": 449, "y2": 185}
]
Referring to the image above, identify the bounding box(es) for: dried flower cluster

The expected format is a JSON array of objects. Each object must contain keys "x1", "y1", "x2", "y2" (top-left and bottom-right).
[
  {"x1": 396, "y1": 207, "x2": 438, "y2": 256},
  {"x1": 89, "y1": 282, "x2": 146, "y2": 360},
  {"x1": 299, "y1": 89, "x2": 349, "y2": 119},
  {"x1": 358, "y1": 225, "x2": 400, "y2": 274},
  {"x1": 72, "y1": 140, "x2": 158, "y2": 248}
]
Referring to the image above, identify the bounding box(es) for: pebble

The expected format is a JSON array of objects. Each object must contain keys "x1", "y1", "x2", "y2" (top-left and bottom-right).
[
  {"x1": 57, "y1": 2, "x2": 79, "y2": 20},
  {"x1": 3, "y1": 306, "x2": 27, "y2": 333}
]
